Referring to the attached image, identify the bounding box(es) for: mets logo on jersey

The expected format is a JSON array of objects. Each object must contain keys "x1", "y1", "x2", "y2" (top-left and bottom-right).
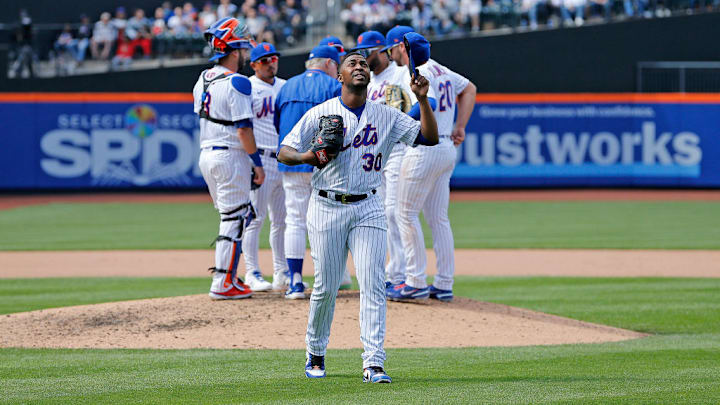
[{"x1": 256, "y1": 96, "x2": 274, "y2": 118}]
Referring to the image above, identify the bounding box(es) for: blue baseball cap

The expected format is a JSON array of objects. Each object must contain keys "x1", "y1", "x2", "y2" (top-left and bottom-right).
[
  {"x1": 308, "y1": 45, "x2": 340, "y2": 65},
  {"x1": 404, "y1": 32, "x2": 431, "y2": 69},
  {"x1": 353, "y1": 31, "x2": 386, "y2": 50},
  {"x1": 250, "y1": 42, "x2": 280, "y2": 62},
  {"x1": 318, "y1": 36, "x2": 346, "y2": 56},
  {"x1": 382, "y1": 25, "x2": 414, "y2": 52}
]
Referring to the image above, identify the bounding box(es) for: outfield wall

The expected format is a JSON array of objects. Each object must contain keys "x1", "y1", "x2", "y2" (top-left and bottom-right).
[{"x1": 1, "y1": 93, "x2": 718, "y2": 190}]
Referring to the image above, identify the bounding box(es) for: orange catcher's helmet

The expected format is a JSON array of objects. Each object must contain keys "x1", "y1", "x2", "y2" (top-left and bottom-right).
[{"x1": 204, "y1": 17, "x2": 256, "y2": 61}]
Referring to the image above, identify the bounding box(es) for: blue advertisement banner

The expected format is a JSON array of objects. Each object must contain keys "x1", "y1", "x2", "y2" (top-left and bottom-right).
[
  {"x1": 453, "y1": 99, "x2": 720, "y2": 188},
  {"x1": 0, "y1": 100, "x2": 205, "y2": 189},
  {"x1": 1, "y1": 95, "x2": 719, "y2": 189}
]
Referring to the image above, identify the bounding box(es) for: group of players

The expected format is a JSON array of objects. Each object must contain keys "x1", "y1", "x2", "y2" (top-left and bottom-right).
[{"x1": 194, "y1": 17, "x2": 476, "y2": 383}]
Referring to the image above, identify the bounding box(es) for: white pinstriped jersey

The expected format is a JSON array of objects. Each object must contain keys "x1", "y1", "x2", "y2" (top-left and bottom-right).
[
  {"x1": 367, "y1": 62, "x2": 418, "y2": 105},
  {"x1": 249, "y1": 75, "x2": 286, "y2": 150},
  {"x1": 417, "y1": 59, "x2": 469, "y2": 136},
  {"x1": 192, "y1": 65, "x2": 253, "y2": 149},
  {"x1": 281, "y1": 97, "x2": 420, "y2": 194}
]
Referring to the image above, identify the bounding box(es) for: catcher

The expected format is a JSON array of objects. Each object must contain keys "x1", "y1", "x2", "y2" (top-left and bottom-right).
[{"x1": 278, "y1": 51, "x2": 438, "y2": 383}]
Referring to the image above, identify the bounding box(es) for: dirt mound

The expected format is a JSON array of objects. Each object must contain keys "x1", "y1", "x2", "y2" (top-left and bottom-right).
[{"x1": 0, "y1": 291, "x2": 644, "y2": 350}]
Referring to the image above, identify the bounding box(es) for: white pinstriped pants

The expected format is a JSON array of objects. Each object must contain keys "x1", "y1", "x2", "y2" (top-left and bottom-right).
[
  {"x1": 242, "y1": 153, "x2": 288, "y2": 275},
  {"x1": 397, "y1": 139, "x2": 457, "y2": 291},
  {"x1": 381, "y1": 143, "x2": 408, "y2": 285},
  {"x1": 198, "y1": 147, "x2": 252, "y2": 292},
  {"x1": 281, "y1": 172, "x2": 312, "y2": 260},
  {"x1": 305, "y1": 192, "x2": 387, "y2": 368}
]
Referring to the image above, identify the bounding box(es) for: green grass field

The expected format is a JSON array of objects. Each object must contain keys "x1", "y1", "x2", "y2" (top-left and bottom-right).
[
  {"x1": 1, "y1": 199, "x2": 720, "y2": 404},
  {"x1": 2, "y1": 201, "x2": 720, "y2": 250}
]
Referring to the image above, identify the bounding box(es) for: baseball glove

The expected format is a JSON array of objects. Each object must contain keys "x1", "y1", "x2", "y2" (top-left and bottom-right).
[
  {"x1": 385, "y1": 85, "x2": 412, "y2": 113},
  {"x1": 311, "y1": 115, "x2": 344, "y2": 167}
]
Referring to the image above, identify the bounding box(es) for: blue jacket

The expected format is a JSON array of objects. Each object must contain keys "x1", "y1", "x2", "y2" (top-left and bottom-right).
[{"x1": 275, "y1": 69, "x2": 342, "y2": 172}]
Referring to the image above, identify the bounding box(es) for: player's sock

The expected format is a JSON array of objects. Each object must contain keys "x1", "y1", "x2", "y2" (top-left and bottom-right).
[{"x1": 287, "y1": 258, "x2": 303, "y2": 285}]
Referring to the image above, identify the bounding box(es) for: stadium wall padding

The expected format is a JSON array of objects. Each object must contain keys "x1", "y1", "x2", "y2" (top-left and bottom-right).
[{"x1": 1, "y1": 92, "x2": 719, "y2": 190}]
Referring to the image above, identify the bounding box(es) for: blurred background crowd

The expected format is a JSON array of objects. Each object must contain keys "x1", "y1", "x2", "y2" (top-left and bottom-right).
[{"x1": 5, "y1": 0, "x2": 717, "y2": 78}]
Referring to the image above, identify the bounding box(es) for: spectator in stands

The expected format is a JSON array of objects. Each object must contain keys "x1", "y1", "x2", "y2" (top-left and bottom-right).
[
  {"x1": 76, "y1": 14, "x2": 92, "y2": 63},
  {"x1": 432, "y1": 0, "x2": 458, "y2": 34},
  {"x1": 411, "y1": 1, "x2": 434, "y2": 33},
  {"x1": 54, "y1": 24, "x2": 77, "y2": 63},
  {"x1": 10, "y1": 9, "x2": 35, "y2": 78},
  {"x1": 152, "y1": 7, "x2": 167, "y2": 36},
  {"x1": 588, "y1": 0, "x2": 612, "y2": 20},
  {"x1": 279, "y1": 0, "x2": 306, "y2": 46},
  {"x1": 217, "y1": 0, "x2": 239, "y2": 18},
  {"x1": 127, "y1": 8, "x2": 152, "y2": 58},
  {"x1": 456, "y1": 0, "x2": 481, "y2": 32},
  {"x1": 182, "y1": 2, "x2": 200, "y2": 33},
  {"x1": 91, "y1": 12, "x2": 116, "y2": 60},
  {"x1": 167, "y1": 6, "x2": 189, "y2": 36},
  {"x1": 342, "y1": 0, "x2": 367, "y2": 40},
  {"x1": 199, "y1": 2, "x2": 218, "y2": 29},
  {"x1": 111, "y1": 31, "x2": 134, "y2": 70},
  {"x1": 367, "y1": 0, "x2": 396, "y2": 32},
  {"x1": 561, "y1": 0, "x2": 586, "y2": 25},
  {"x1": 162, "y1": 1, "x2": 174, "y2": 21},
  {"x1": 246, "y1": 7, "x2": 268, "y2": 38},
  {"x1": 113, "y1": 7, "x2": 129, "y2": 32}
]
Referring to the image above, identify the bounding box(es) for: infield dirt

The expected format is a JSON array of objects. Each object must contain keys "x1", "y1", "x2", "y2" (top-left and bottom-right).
[{"x1": 2, "y1": 190, "x2": 712, "y2": 350}]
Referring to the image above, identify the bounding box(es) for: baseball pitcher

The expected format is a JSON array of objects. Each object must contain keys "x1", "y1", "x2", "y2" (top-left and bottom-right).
[{"x1": 277, "y1": 51, "x2": 438, "y2": 383}]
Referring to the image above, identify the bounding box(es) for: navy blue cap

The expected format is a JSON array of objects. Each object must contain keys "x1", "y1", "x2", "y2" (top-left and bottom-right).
[
  {"x1": 353, "y1": 31, "x2": 386, "y2": 50},
  {"x1": 308, "y1": 45, "x2": 340, "y2": 64},
  {"x1": 382, "y1": 25, "x2": 414, "y2": 52},
  {"x1": 250, "y1": 42, "x2": 280, "y2": 62},
  {"x1": 318, "y1": 36, "x2": 346, "y2": 55},
  {"x1": 404, "y1": 32, "x2": 430, "y2": 68}
]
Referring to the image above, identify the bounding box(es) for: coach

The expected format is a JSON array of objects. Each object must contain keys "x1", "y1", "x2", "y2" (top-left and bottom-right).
[{"x1": 274, "y1": 45, "x2": 342, "y2": 299}]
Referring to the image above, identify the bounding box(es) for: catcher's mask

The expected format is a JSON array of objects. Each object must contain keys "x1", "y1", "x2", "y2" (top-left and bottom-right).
[{"x1": 204, "y1": 17, "x2": 256, "y2": 62}]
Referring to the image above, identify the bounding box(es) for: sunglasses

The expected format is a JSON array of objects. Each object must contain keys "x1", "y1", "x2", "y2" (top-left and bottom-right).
[
  {"x1": 357, "y1": 47, "x2": 381, "y2": 58},
  {"x1": 257, "y1": 55, "x2": 278, "y2": 64}
]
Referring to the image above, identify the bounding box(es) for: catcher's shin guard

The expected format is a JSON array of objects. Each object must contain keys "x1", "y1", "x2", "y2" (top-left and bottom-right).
[{"x1": 210, "y1": 204, "x2": 252, "y2": 291}]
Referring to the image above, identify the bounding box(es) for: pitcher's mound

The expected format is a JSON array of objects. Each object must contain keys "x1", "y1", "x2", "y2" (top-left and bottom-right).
[{"x1": 0, "y1": 291, "x2": 645, "y2": 349}]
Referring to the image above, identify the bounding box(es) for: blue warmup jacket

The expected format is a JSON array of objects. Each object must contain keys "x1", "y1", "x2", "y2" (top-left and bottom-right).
[{"x1": 274, "y1": 69, "x2": 342, "y2": 172}]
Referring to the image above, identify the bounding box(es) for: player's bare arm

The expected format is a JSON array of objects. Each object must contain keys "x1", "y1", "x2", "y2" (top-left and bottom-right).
[
  {"x1": 452, "y1": 81, "x2": 477, "y2": 146},
  {"x1": 238, "y1": 127, "x2": 265, "y2": 185},
  {"x1": 411, "y1": 73, "x2": 439, "y2": 145},
  {"x1": 277, "y1": 146, "x2": 321, "y2": 167}
]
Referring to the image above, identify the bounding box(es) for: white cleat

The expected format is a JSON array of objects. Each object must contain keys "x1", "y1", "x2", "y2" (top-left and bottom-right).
[
  {"x1": 272, "y1": 270, "x2": 290, "y2": 291},
  {"x1": 246, "y1": 271, "x2": 272, "y2": 292}
]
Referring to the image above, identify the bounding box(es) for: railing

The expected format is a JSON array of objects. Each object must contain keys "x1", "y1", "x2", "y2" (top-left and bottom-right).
[{"x1": 637, "y1": 61, "x2": 720, "y2": 93}]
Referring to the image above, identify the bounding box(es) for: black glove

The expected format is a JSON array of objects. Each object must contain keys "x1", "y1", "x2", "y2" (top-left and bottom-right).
[
  {"x1": 250, "y1": 167, "x2": 261, "y2": 190},
  {"x1": 310, "y1": 115, "x2": 345, "y2": 167}
]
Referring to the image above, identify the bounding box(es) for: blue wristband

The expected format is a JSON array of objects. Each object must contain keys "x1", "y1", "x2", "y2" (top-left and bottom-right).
[{"x1": 249, "y1": 151, "x2": 263, "y2": 167}]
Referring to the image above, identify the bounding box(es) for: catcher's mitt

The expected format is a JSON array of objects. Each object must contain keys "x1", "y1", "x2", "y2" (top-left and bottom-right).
[
  {"x1": 385, "y1": 85, "x2": 412, "y2": 113},
  {"x1": 311, "y1": 115, "x2": 344, "y2": 167}
]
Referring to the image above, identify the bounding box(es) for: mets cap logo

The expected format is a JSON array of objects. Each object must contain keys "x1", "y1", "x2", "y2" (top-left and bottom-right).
[
  {"x1": 263, "y1": 44, "x2": 270, "y2": 51},
  {"x1": 358, "y1": 35, "x2": 363, "y2": 43}
]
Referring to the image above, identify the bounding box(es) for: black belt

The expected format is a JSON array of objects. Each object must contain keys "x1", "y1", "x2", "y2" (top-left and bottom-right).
[
  {"x1": 257, "y1": 148, "x2": 277, "y2": 159},
  {"x1": 209, "y1": 146, "x2": 228, "y2": 150},
  {"x1": 318, "y1": 189, "x2": 376, "y2": 204}
]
